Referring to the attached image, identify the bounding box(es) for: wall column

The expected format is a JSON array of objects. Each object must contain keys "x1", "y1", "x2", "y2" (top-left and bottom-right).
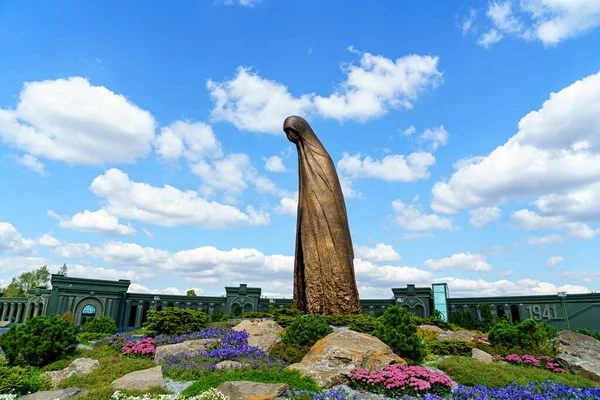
[
  {"x1": 123, "y1": 301, "x2": 131, "y2": 327},
  {"x1": 33, "y1": 303, "x2": 40, "y2": 317},
  {"x1": 134, "y1": 304, "x2": 143, "y2": 328},
  {"x1": 58, "y1": 296, "x2": 66, "y2": 314},
  {"x1": 15, "y1": 303, "x2": 24, "y2": 324},
  {"x1": 8, "y1": 303, "x2": 16, "y2": 322},
  {"x1": 1, "y1": 303, "x2": 8, "y2": 321},
  {"x1": 66, "y1": 297, "x2": 74, "y2": 313},
  {"x1": 24, "y1": 303, "x2": 31, "y2": 321},
  {"x1": 106, "y1": 298, "x2": 114, "y2": 318}
]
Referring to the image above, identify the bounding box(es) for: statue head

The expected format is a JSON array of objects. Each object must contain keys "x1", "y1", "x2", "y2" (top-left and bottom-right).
[{"x1": 283, "y1": 115, "x2": 311, "y2": 143}]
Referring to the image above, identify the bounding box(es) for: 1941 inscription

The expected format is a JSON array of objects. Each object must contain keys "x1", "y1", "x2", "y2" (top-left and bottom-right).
[{"x1": 525, "y1": 304, "x2": 558, "y2": 321}]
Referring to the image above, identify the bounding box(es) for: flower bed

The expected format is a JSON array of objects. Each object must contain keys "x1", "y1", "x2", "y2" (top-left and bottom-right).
[
  {"x1": 153, "y1": 326, "x2": 249, "y2": 348},
  {"x1": 447, "y1": 381, "x2": 600, "y2": 399},
  {"x1": 111, "y1": 388, "x2": 228, "y2": 400},
  {"x1": 161, "y1": 344, "x2": 286, "y2": 380},
  {"x1": 493, "y1": 353, "x2": 563, "y2": 372},
  {"x1": 347, "y1": 364, "x2": 453, "y2": 398},
  {"x1": 122, "y1": 337, "x2": 156, "y2": 357}
]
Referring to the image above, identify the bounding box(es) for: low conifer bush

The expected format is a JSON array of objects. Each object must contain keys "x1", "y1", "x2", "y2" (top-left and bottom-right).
[
  {"x1": 282, "y1": 315, "x2": 333, "y2": 347},
  {"x1": 372, "y1": 306, "x2": 427, "y2": 365},
  {"x1": 81, "y1": 316, "x2": 118, "y2": 334},
  {"x1": 143, "y1": 307, "x2": 208, "y2": 335}
]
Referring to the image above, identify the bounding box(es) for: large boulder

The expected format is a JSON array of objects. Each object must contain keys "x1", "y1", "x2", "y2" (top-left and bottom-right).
[
  {"x1": 154, "y1": 338, "x2": 219, "y2": 363},
  {"x1": 217, "y1": 381, "x2": 288, "y2": 400},
  {"x1": 287, "y1": 329, "x2": 406, "y2": 388},
  {"x1": 437, "y1": 330, "x2": 476, "y2": 342},
  {"x1": 556, "y1": 330, "x2": 600, "y2": 383},
  {"x1": 419, "y1": 325, "x2": 444, "y2": 334},
  {"x1": 42, "y1": 358, "x2": 100, "y2": 387},
  {"x1": 19, "y1": 388, "x2": 89, "y2": 399},
  {"x1": 233, "y1": 319, "x2": 284, "y2": 352},
  {"x1": 471, "y1": 348, "x2": 493, "y2": 363},
  {"x1": 111, "y1": 366, "x2": 165, "y2": 391}
]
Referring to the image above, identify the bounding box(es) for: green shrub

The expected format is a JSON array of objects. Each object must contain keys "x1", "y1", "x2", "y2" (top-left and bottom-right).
[
  {"x1": 282, "y1": 315, "x2": 333, "y2": 347},
  {"x1": 348, "y1": 313, "x2": 378, "y2": 334},
  {"x1": 488, "y1": 318, "x2": 519, "y2": 349},
  {"x1": 412, "y1": 316, "x2": 452, "y2": 331},
  {"x1": 77, "y1": 332, "x2": 112, "y2": 343},
  {"x1": 0, "y1": 362, "x2": 49, "y2": 395},
  {"x1": 574, "y1": 329, "x2": 600, "y2": 341},
  {"x1": 268, "y1": 342, "x2": 311, "y2": 364},
  {"x1": 427, "y1": 339, "x2": 473, "y2": 356},
  {"x1": 271, "y1": 307, "x2": 304, "y2": 327},
  {"x1": 372, "y1": 306, "x2": 427, "y2": 365},
  {"x1": 143, "y1": 307, "x2": 208, "y2": 335},
  {"x1": 323, "y1": 314, "x2": 354, "y2": 326},
  {"x1": 0, "y1": 315, "x2": 78, "y2": 367},
  {"x1": 478, "y1": 303, "x2": 495, "y2": 332},
  {"x1": 232, "y1": 305, "x2": 243, "y2": 317},
  {"x1": 80, "y1": 316, "x2": 118, "y2": 334}
]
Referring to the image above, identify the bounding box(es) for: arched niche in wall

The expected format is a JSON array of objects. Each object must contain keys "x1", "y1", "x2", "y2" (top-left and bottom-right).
[{"x1": 74, "y1": 297, "x2": 103, "y2": 326}]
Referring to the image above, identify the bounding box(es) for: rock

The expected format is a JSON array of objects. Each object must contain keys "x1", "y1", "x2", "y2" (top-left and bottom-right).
[
  {"x1": 287, "y1": 330, "x2": 406, "y2": 388},
  {"x1": 111, "y1": 366, "x2": 165, "y2": 391},
  {"x1": 437, "y1": 330, "x2": 476, "y2": 342},
  {"x1": 471, "y1": 348, "x2": 493, "y2": 363},
  {"x1": 216, "y1": 360, "x2": 248, "y2": 370},
  {"x1": 42, "y1": 358, "x2": 100, "y2": 387},
  {"x1": 556, "y1": 330, "x2": 600, "y2": 383},
  {"x1": 76, "y1": 344, "x2": 93, "y2": 351},
  {"x1": 216, "y1": 381, "x2": 288, "y2": 400},
  {"x1": 419, "y1": 325, "x2": 444, "y2": 334},
  {"x1": 0, "y1": 344, "x2": 5, "y2": 362},
  {"x1": 154, "y1": 338, "x2": 219, "y2": 363},
  {"x1": 233, "y1": 320, "x2": 284, "y2": 352},
  {"x1": 19, "y1": 388, "x2": 89, "y2": 399}
]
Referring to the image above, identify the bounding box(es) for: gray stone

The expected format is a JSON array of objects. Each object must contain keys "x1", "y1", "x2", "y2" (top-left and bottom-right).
[
  {"x1": 419, "y1": 325, "x2": 444, "y2": 334},
  {"x1": 0, "y1": 344, "x2": 5, "y2": 362},
  {"x1": 287, "y1": 330, "x2": 405, "y2": 388},
  {"x1": 154, "y1": 338, "x2": 219, "y2": 363},
  {"x1": 471, "y1": 348, "x2": 493, "y2": 363},
  {"x1": 556, "y1": 330, "x2": 600, "y2": 383},
  {"x1": 111, "y1": 366, "x2": 165, "y2": 391},
  {"x1": 19, "y1": 388, "x2": 89, "y2": 400},
  {"x1": 217, "y1": 381, "x2": 288, "y2": 400},
  {"x1": 437, "y1": 330, "x2": 476, "y2": 342},
  {"x1": 42, "y1": 358, "x2": 100, "y2": 387},
  {"x1": 233, "y1": 320, "x2": 284, "y2": 352},
  {"x1": 216, "y1": 360, "x2": 248, "y2": 370}
]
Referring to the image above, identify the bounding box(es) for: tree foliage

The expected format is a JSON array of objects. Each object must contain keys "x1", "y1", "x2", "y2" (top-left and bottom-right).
[
  {"x1": 186, "y1": 289, "x2": 197, "y2": 296},
  {"x1": 2, "y1": 266, "x2": 50, "y2": 298},
  {"x1": 372, "y1": 306, "x2": 427, "y2": 365}
]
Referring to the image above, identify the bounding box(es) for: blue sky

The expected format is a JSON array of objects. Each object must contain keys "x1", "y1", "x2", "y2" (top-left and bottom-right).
[{"x1": 1, "y1": 0, "x2": 599, "y2": 298}]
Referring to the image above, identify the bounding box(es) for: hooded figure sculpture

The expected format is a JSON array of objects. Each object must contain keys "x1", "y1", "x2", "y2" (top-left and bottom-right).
[{"x1": 283, "y1": 115, "x2": 361, "y2": 315}]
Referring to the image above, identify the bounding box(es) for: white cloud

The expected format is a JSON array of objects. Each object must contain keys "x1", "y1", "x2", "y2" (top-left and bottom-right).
[
  {"x1": 559, "y1": 270, "x2": 600, "y2": 283},
  {"x1": 206, "y1": 48, "x2": 442, "y2": 132},
  {"x1": 467, "y1": 0, "x2": 600, "y2": 47},
  {"x1": 218, "y1": 0, "x2": 261, "y2": 6},
  {"x1": 511, "y1": 209, "x2": 599, "y2": 238},
  {"x1": 524, "y1": 234, "x2": 566, "y2": 246},
  {"x1": 469, "y1": 207, "x2": 502, "y2": 228},
  {"x1": 354, "y1": 243, "x2": 402, "y2": 263},
  {"x1": 0, "y1": 77, "x2": 156, "y2": 166},
  {"x1": 420, "y1": 126, "x2": 449, "y2": 150},
  {"x1": 206, "y1": 67, "x2": 314, "y2": 134},
  {"x1": 402, "y1": 125, "x2": 416, "y2": 136},
  {"x1": 546, "y1": 256, "x2": 565, "y2": 268},
  {"x1": 264, "y1": 155, "x2": 289, "y2": 173},
  {"x1": 155, "y1": 121, "x2": 222, "y2": 163},
  {"x1": 424, "y1": 252, "x2": 492, "y2": 272},
  {"x1": 88, "y1": 168, "x2": 270, "y2": 229},
  {"x1": 337, "y1": 152, "x2": 435, "y2": 197},
  {"x1": 14, "y1": 154, "x2": 48, "y2": 176},
  {"x1": 461, "y1": 8, "x2": 478, "y2": 35},
  {"x1": 141, "y1": 228, "x2": 154, "y2": 239},
  {"x1": 354, "y1": 259, "x2": 433, "y2": 289},
  {"x1": 431, "y1": 70, "x2": 600, "y2": 233},
  {"x1": 438, "y1": 276, "x2": 590, "y2": 297},
  {"x1": 0, "y1": 222, "x2": 36, "y2": 255},
  {"x1": 274, "y1": 196, "x2": 298, "y2": 217},
  {"x1": 392, "y1": 198, "x2": 455, "y2": 232},
  {"x1": 313, "y1": 48, "x2": 442, "y2": 122},
  {"x1": 49, "y1": 209, "x2": 136, "y2": 236}
]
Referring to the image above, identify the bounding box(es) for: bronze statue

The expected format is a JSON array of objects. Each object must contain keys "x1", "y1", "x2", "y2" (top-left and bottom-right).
[{"x1": 283, "y1": 115, "x2": 361, "y2": 315}]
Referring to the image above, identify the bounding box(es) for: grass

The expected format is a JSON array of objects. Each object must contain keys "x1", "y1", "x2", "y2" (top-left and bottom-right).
[
  {"x1": 181, "y1": 369, "x2": 321, "y2": 397},
  {"x1": 52, "y1": 345, "x2": 169, "y2": 400},
  {"x1": 435, "y1": 356, "x2": 599, "y2": 388}
]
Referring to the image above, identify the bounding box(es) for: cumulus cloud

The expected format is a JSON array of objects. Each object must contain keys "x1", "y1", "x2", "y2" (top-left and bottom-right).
[
  {"x1": 0, "y1": 77, "x2": 156, "y2": 166},
  {"x1": 206, "y1": 48, "x2": 442, "y2": 133},
  {"x1": 263, "y1": 155, "x2": 289, "y2": 173},
  {"x1": 464, "y1": 0, "x2": 600, "y2": 47},
  {"x1": 437, "y1": 276, "x2": 590, "y2": 297},
  {"x1": 420, "y1": 126, "x2": 450, "y2": 150},
  {"x1": 354, "y1": 243, "x2": 402, "y2": 263},
  {"x1": 154, "y1": 121, "x2": 222, "y2": 163},
  {"x1": 14, "y1": 154, "x2": 48, "y2": 176},
  {"x1": 424, "y1": 253, "x2": 492, "y2": 272},
  {"x1": 469, "y1": 207, "x2": 502, "y2": 228},
  {"x1": 392, "y1": 197, "x2": 455, "y2": 233},
  {"x1": 274, "y1": 196, "x2": 298, "y2": 217},
  {"x1": 546, "y1": 256, "x2": 565, "y2": 268},
  {"x1": 49, "y1": 209, "x2": 136, "y2": 236},
  {"x1": 0, "y1": 222, "x2": 36, "y2": 255},
  {"x1": 431, "y1": 71, "x2": 600, "y2": 240},
  {"x1": 87, "y1": 168, "x2": 270, "y2": 229}
]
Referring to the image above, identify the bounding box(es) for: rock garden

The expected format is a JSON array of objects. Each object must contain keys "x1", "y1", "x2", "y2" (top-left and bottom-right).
[{"x1": 1, "y1": 305, "x2": 599, "y2": 399}]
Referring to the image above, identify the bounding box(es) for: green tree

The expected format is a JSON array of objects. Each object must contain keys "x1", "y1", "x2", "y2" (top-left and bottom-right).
[
  {"x1": 478, "y1": 303, "x2": 494, "y2": 332},
  {"x1": 186, "y1": 289, "x2": 197, "y2": 296},
  {"x1": 372, "y1": 306, "x2": 427, "y2": 365},
  {"x1": 57, "y1": 263, "x2": 68, "y2": 276},
  {"x1": 3, "y1": 266, "x2": 50, "y2": 298}
]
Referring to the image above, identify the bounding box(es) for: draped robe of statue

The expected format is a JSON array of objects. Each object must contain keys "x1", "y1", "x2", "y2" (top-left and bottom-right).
[{"x1": 283, "y1": 115, "x2": 361, "y2": 315}]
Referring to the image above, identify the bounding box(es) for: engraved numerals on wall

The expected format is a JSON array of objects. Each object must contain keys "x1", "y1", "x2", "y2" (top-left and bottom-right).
[{"x1": 526, "y1": 304, "x2": 558, "y2": 321}]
